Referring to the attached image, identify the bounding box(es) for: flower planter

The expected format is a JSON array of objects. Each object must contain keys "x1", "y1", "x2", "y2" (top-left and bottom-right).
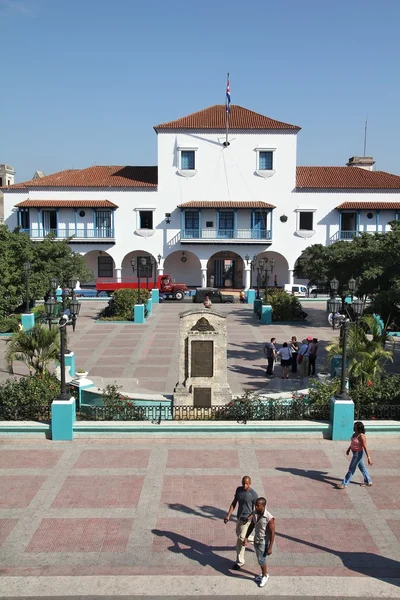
[{"x1": 75, "y1": 371, "x2": 88, "y2": 380}]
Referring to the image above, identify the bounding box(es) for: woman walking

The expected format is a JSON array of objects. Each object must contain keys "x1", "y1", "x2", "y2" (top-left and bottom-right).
[
  {"x1": 337, "y1": 421, "x2": 373, "y2": 489},
  {"x1": 277, "y1": 342, "x2": 292, "y2": 379}
]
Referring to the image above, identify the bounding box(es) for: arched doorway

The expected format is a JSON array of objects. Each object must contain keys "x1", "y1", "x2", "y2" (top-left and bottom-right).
[
  {"x1": 207, "y1": 251, "x2": 244, "y2": 288},
  {"x1": 83, "y1": 250, "x2": 115, "y2": 282},
  {"x1": 164, "y1": 251, "x2": 201, "y2": 287},
  {"x1": 251, "y1": 251, "x2": 289, "y2": 288},
  {"x1": 121, "y1": 251, "x2": 157, "y2": 285}
]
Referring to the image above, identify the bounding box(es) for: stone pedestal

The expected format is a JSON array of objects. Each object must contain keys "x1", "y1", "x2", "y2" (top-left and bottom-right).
[
  {"x1": 51, "y1": 398, "x2": 76, "y2": 441},
  {"x1": 247, "y1": 289, "x2": 256, "y2": 304},
  {"x1": 254, "y1": 298, "x2": 262, "y2": 315},
  {"x1": 146, "y1": 298, "x2": 153, "y2": 316},
  {"x1": 330, "y1": 395, "x2": 354, "y2": 440},
  {"x1": 21, "y1": 313, "x2": 35, "y2": 331},
  {"x1": 173, "y1": 309, "x2": 232, "y2": 407},
  {"x1": 260, "y1": 304, "x2": 272, "y2": 324},
  {"x1": 151, "y1": 288, "x2": 160, "y2": 304},
  {"x1": 134, "y1": 304, "x2": 145, "y2": 324},
  {"x1": 69, "y1": 376, "x2": 94, "y2": 410}
]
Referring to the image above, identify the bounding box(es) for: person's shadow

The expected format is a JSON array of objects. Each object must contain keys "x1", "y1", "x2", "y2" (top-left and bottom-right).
[
  {"x1": 278, "y1": 532, "x2": 400, "y2": 584},
  {"x1": 152, "y1": 529, "x2": 254, "y2": 578},
  {"x1": 275, "y1": 467, "x2": 349, "y2": 487},
  {"x1": 167, "y1": 503, "x2": 235, "y2": 521}
]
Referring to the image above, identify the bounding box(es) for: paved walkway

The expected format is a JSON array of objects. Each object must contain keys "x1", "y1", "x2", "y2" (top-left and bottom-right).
[
  {"x1": 0, "y1": 300, "x2": 337, "y2": 396},
  {"x1": 0, "y1": 434, "x2": 399, "y2": 597}
]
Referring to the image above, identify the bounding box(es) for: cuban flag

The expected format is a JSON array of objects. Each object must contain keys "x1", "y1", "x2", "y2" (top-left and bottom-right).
[{"x1": 226, "y1": 74, "x2": 231, "y2": 113}]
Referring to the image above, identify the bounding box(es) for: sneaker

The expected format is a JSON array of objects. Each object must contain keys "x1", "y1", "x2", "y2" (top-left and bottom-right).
[
  {"x1": 232, "y1": 563, "x2": 241, "y2": 571},
  {"x1": 259, "y1": 574, "x2": 269, "y2": 587},
  {"x1": 254, "y1": 574, "x2": 263, "y2": 582}
]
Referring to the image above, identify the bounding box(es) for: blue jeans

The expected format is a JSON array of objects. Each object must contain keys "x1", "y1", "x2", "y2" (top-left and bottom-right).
[{"x1": 343, "y1": 451, "x2": 371, "y2": 486}]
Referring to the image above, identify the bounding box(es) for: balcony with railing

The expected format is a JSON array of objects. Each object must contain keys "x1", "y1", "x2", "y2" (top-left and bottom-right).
[
  {"x1": 21, "y1": 227, "x2": 115, "y2": 241},
  {"x1": 180, "y1": 228, "x2": 272, "y2": 243},
  {"x1": 329, "y1": 230, "x2": 382, "y2": 244}
]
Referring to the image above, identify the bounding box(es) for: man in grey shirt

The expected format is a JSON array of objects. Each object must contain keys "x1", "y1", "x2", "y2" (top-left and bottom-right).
[{"x1": 224, "y1": 475, "x2": 258, "y2": 570}]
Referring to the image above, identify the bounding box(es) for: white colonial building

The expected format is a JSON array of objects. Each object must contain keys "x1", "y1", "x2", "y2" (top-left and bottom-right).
[{"x1": 3, "y1": 104, "x2": 400, "y2": 289}]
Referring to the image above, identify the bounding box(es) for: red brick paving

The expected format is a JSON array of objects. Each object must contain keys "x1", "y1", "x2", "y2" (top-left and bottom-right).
[
  {"x1": 133, "y1": 367, "x2": 170, "y2": 378},
  {"x1": 73, "y1": 449, "x2": 150, "y2": 469},
  {"x1": 0, "y1": 450, "x2": 63, "y2": 469},
  {"x1": 256, "y1": 449, "x2": 332, "y2": 469},
  {"x1": 0, "y1": 475, "x2": 46, "y2": 508},
  {"x1": 51, "y1": 475, "x2": 144, "y2": 508},
  {"x1": 386, "y1": 520, "x2": 400, "y2": 542},
  {"x1": 89, "y1": 368, "x2": 126, "y2": 377},
  {"x1": 160, "y1": 475, "x2": 239, "y2": 508},
  {"x1": 25, "y1": 518, "x2": 133, "y2": 553},
  {"x1": 153, "y1": 517, "x2": 235, "y2": 552},
  {"x1": 0, "y1": 519, "x2": 18, "y2": 546},
  {"x1": 277, "y1": 519, "x2": 379, "y2": 554},
  {"x1": 365, "y1": 477, "x2": 400, "y2": 509},
  {"x1": 369, "y1": 450, "x2": 400, "y2": 468},
  {"x1": 167, "y1": 450, "x2": 240, "y2": 469},
  {"x1": 262, "y1": 476, "x2": 353, "y2": 509}
]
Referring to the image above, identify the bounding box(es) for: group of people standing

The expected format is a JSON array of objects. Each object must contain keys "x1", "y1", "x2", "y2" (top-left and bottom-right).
[{"x1": 264, "y1": 336, "x2": 319, "y2": 380}]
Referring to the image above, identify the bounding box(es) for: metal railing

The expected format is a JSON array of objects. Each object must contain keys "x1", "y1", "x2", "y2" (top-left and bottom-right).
[
  {"x1": 181, "y1": 228, "x2": 272, "y2": 241},
  {"x1": 77, "y1": 402, "x2": 330, "y2": 422},
  {"x1": 0, "y1": 403, "x2": 51, "y2": 421},
  {"x1": 21, "y1": 227, "x2": 115, "y2": 239},
  {"x1": 356, "y1": 404, "x2": 400, "y2": 420}
]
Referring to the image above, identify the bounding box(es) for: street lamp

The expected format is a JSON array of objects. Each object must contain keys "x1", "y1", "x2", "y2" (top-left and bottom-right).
[
  {"x1": 253, "y1": 257, "x2": 275, "y2": 301},
  {"x1": 23, "y1": 262, "x2": 31, "y2": 313},
  {"x1": 328, "y1": 277, "x2": 364, "y2": 400},
  {"x1": 56, "y1": 299, "x2": 81, "y2": 402},
  {"x1": 44, "y1": 296, "x2": 56, "y2": 329},
  {"x1": 150, "y1": 256, "x2": 157, "y2": 289}
]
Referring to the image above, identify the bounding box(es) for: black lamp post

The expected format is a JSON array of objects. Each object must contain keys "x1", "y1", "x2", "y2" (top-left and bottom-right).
[
  {"x1": 56, "y1": 299, "x2": 81, "y2": 402},
  {"x1": 44, "y1": 296, "x2": 56, "y2": 330},
  {"x1": 150, "y1": 256, "x2": 156, "y2": 289},
  {"x1": 23, "y1": 262, "x2": 31, "y2": 313},
  {"x1": 328, "y1": 277, "x2": 364, "y2": 399}
]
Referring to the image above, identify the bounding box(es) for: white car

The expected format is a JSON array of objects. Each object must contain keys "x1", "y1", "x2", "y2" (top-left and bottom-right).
[{"x1": 284, "y1": 284, "x2": 308, "y2": 297}]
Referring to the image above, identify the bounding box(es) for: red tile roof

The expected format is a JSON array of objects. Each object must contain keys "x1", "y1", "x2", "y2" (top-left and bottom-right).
[
  {"x1": 296, "y1": 166, "x2": 400, "y2": 189},
  {"x1": 155, "y1": 105, "x2": 300, "y2": 131},
  {"x1": 336, "y1": 201, "x2": 400, "y2": 210},
  {"x1": 6, "y1": 166, "x2": 157, "y2": 189},
  {"x1": 14, "y1": 200, "x2": 118, "y2": 208},
  {"x1": 177, "y1": 201, "x2": 275, "y2": 209}
]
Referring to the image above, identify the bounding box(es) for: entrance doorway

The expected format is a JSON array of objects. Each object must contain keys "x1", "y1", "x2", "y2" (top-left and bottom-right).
[{"x1": 214, "y1": 259, "x2": 235, "y2": 288}]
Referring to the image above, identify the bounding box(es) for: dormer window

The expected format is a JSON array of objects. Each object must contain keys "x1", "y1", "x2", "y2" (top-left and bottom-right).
[
  {"x1": 255, "y1": 148, "x2": 276, "y2": 178},
  {"x1": 181, "y1": 150, "x2": 195, "y2": 170},
  {"x1": 259, "y1": 151, "x2": 273, "y2": 170},
  {"x1": 177, "y1": 147, "x2": 198, "y2": 178}
]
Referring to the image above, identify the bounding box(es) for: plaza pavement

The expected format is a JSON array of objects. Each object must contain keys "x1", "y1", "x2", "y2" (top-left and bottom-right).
[
  {"x1": 0, "y1": 299, "x2": 341, "y2": 396},
  {"x1": 0, "y1": 434, "x2": 399, "y2": 598}
]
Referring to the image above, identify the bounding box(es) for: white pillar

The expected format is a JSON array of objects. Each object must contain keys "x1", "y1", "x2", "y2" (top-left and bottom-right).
[
  {"x1": 288, "y1": 270, "x2": 294, "y2": 285},
  {"x1": 244, "y1": 267, "x2": 251, "y2": 290},
  {"x1": 201, "y1": 268, "x2": 207, "y2": 287},
  {"x1": 115, "y1": 268, "x2": 122, "y2": 283},
  {"x1": 157, "y1": 266, "x2": 164, "y2": 276},
  {"x1": 75, "y1": 280, "x2": 81, "y2": 290}
]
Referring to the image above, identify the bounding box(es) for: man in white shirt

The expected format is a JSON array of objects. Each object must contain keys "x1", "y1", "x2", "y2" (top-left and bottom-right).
[{"x1": 243, "y1": 497, "x2": 275, "y2": 588}]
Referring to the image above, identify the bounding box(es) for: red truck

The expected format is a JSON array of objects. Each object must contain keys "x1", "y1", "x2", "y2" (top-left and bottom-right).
[{"x1": 96, "y1": 274, "x2": 188, "y2": 301}]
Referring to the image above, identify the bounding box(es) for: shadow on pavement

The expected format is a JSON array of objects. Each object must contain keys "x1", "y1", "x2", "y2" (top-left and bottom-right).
[
  {"x1": 152, "y1": 529, "x2": 255, "y2": 578},
  {"x1": 275, "y1": 468, "x2": 343, "y2": 487},
  {"x1": 167, "y1": 503, "x2": 235, "y2": 521},
  {"x1": 277, "y1": 531, "x2": 400, "y2": 583}
]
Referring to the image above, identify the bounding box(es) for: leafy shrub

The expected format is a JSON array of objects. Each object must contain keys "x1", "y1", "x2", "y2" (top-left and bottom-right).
[
  {"x1": 264, "y1": 289, "x2": 306, "y2": 321},
  {"x1": 98, "y1": 288, "x2": 151, "y2": 321},
  {"x1": 100, "y1": 383, "x2": 145, "y2": 419},
  {"x1": 0, "y1": 316, "x2": 19, "y2": 333},
  {"x1": 0, "y1": 373, "x2": 60, "y2": 410}
]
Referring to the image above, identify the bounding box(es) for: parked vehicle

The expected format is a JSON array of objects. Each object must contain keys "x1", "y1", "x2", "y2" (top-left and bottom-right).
[
  {"x1": 309, "y1": 287, "x2": 330, "y2": 297},
  {"x1": 96, "y1": 274, "x2": 188, "y2": 300},
  {"x1": 192, "y1": 288, "x2": 234, "y2": 304},
  {"x1": 284, "y1": 284, "x2": 308, "y2": 297}
]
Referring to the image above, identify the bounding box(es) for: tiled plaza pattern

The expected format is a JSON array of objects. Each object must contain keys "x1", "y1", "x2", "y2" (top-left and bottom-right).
[{"x1": 0, "y1": 435, "x2": 399, "y2": 592}]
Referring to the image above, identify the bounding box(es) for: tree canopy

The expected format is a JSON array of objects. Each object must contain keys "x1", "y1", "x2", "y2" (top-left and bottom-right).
[
  {"x1": 0, "y1": 226, "x2": 93, "y2": 316},
  {"x1": 294, "y1": 220, "x2": 400, "y2": 328}
]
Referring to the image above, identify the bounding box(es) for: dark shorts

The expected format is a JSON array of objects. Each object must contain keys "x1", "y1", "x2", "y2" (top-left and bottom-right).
[{"x1": 281, "y1": 359, "x2": 291, "y2": 366}]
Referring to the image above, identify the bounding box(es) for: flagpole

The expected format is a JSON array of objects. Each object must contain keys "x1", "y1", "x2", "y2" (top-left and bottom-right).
[{"x1": 224, "y1": 72, "x2": 230, "y2": 147}]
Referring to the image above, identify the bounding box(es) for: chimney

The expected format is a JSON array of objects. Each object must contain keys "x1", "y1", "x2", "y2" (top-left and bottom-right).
[{"x1": 346, "y1": 156, "x2": 375, "y2": 171}]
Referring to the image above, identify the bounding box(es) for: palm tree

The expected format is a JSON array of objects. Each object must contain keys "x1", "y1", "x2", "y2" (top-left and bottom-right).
[
  {"x1": 6, "y1": 325, "x2": 60, "y2": 375},
  {"x1": 327, "y1": 314, "x2": 394, "y2": 386}
]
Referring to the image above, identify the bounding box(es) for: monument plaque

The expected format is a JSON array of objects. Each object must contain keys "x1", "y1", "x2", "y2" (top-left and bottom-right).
[
  {"x1": 194, "y1": 387, "x2": 212, "y2": 407},
  {"x1": 191, "y1": 340, "x2": 213, "y2": 377}
]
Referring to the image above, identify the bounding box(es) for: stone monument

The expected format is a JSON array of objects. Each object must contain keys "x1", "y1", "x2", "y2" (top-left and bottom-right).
[{"x1": 173, "y1": 309, "x2": 232, "y2": 407}]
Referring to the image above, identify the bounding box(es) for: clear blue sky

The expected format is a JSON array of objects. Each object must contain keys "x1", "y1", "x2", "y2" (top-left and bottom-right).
[{"x1": 2, "y1": 0, "x2": 400, "y2": 182}]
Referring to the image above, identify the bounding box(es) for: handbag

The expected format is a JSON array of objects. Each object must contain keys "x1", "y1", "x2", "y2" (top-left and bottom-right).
[{"x1": 297, "y1": 354, "x2": 303, "y2": 364}]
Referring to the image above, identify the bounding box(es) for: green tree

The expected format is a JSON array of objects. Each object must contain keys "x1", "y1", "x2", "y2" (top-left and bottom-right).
[
  {"x1": 326, "y1": 315, "x2": 394, "y2": 386},
  {"x1": 5, "y1": 325, "x2": 60, "y2": 375},
  {"x1": 0, "y1": 225, "x2": 93, "y2": 316}
]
